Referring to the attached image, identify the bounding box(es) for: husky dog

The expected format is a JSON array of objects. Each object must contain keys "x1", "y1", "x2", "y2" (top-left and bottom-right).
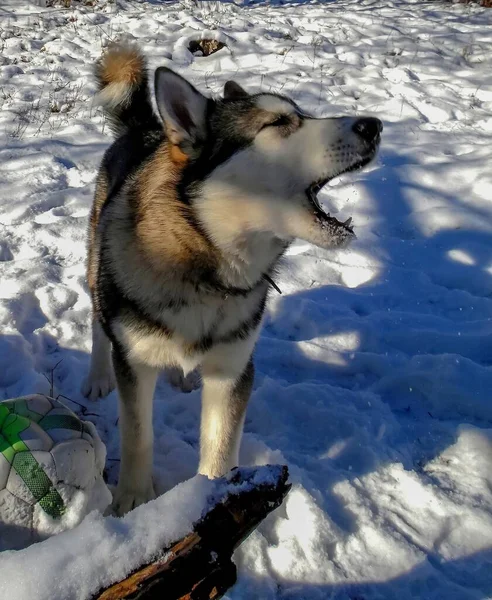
[{"x1": 82, "y1": 42, "x2": 382, "y2": 515}]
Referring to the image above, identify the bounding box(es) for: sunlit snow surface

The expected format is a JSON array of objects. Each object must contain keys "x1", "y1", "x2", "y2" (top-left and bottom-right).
[{"x1": 0, "y1": 0, "x2": 492, "y2": 597}]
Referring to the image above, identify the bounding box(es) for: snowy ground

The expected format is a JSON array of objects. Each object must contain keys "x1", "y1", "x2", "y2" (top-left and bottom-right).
[{"x1": 1, "y1": 0, "x2": 492, "y2": 598}]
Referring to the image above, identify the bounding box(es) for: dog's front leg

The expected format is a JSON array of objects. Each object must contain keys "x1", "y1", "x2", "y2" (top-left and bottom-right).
[
  {"x1": 111, "y1": 352, "x2": 158, "y2": 516},
  {"x1": 198, "y1": 355, "x2": 254, "y2": 479},
  {"x1": 81, "y1": 318, "x2": 116, "y2": 400}
]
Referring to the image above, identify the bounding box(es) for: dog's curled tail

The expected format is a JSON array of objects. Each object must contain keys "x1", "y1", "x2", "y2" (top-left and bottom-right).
[{"x1": 94, "y1": 42, "x2": 159, "y2": 137}]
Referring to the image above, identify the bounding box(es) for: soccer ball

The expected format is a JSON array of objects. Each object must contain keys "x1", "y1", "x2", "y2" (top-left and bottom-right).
[{"x1": 0, "y1": 395, "x2": 111, "y2": 550}]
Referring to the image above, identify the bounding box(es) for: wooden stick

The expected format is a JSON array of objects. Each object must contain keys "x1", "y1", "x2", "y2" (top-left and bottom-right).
[{"x1": 96, "y1": 466, "x2": 290, "y2": 600}]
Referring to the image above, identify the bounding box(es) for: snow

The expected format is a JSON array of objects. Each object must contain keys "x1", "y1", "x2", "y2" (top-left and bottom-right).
[
  {"x1": 1, "y1": 0, "x2": 492, "y2": 598},
  {"x1": 0, "y1": 465, "x2": 282, "y2": 599},
  {"x1": 0, "y1": 472, "x2": 213, "y2": 599}
]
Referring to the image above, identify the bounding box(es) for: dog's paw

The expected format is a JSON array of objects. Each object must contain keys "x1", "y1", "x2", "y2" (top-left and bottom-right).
[
  {"x1": 166, "y1": 366, "x2": 201, "y2": 393},
  {"x1": 108, "y1": 481, "x2": 156, "y2": 516},
  {"x1": 81, "y1": 370, "x2": 116, "y2": 400}
]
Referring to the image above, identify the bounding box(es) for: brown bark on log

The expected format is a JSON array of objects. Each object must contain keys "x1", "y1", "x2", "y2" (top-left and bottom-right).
[{"x1": 95, "y1": 465, "x2": 290, "y2": 600}]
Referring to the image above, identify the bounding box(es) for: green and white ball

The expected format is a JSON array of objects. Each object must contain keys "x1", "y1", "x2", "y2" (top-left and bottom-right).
[{"x1": 0, "y1": 395, "x2": 111, "y2": 550}]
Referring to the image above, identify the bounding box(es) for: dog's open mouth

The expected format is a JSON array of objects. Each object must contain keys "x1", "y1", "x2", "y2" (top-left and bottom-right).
[
  {"x1": 306, "y1": 182, "x2": 354, "y2": 236},
  {"x1": 306, "y1": 151, "x2": 377, "y2": 237}
]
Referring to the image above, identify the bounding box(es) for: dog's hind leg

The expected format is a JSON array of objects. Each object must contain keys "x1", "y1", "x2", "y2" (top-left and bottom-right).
[
  {"x1": 111, "y1": 353, "x2": 158, "y2": 516},
  {"x1": 198, "y1": 342, "x2": 255, "y2": 478},
  {"x1": 81, "y1": 318, "x2": 116, "y2": 400},
  {"x1": 166, "y1": 365, "x2": 201, "y2": 393}
]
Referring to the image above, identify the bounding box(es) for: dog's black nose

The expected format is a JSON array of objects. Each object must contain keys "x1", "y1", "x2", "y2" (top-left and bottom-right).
[{"x1": 352, "y1": 117, "x2": 383, "y2": 143}]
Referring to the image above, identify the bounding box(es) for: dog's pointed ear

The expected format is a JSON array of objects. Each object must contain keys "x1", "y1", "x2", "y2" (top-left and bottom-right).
[
  {"x1": 224, "y1": 80, "x2": 248, "y2": 100},
  {"x1": 155, "y1": 67, "x2": 208, "y2": 153}
]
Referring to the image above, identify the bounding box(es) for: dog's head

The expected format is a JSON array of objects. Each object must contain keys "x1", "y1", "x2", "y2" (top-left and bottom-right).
[{"x1": 155, "y1": 68, "x2": 382, "y2": 251}]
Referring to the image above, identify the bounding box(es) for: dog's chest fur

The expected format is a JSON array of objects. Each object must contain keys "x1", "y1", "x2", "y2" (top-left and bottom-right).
[
  {"x1": 113, "y1": 288, "x2": 265, "y2": 372},
  {"x1": 94, "y1": 139, "x2": 289, "y2": 373}
]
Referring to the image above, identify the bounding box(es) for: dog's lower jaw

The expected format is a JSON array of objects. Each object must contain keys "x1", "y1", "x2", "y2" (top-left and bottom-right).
[
  {"x1": 284, "y1": 201, "x2": 356, "y2": 250},
  {"x1": 311, "y1": 213, "x2": 356, "y2": 249}
]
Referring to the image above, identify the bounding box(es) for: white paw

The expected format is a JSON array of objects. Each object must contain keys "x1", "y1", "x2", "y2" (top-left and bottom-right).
[
  {"x1": 166, "y1": 366, "x2": 201, "y2": 393},
  {"x1": 109, "y1": 481, "x2": 156, "y2": 516},
  {"x1": 81, "y1": 369, "x2": 116, "y2": 400}
]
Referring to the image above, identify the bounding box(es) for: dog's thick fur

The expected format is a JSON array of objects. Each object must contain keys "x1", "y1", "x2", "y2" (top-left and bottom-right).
[{"x1": 83, "y1": 42, "x2": 382, "y2": 515}]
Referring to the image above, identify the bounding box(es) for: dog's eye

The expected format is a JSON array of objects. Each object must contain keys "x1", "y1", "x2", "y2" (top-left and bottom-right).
[{"x1": 262, "y1": 115, "x2": 290, "y2": 130}]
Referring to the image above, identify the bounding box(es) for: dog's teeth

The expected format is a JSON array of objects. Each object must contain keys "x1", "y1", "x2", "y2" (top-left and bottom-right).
[{"x1": 344, "y1": 218, "x2": 352, "y2": 227}]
